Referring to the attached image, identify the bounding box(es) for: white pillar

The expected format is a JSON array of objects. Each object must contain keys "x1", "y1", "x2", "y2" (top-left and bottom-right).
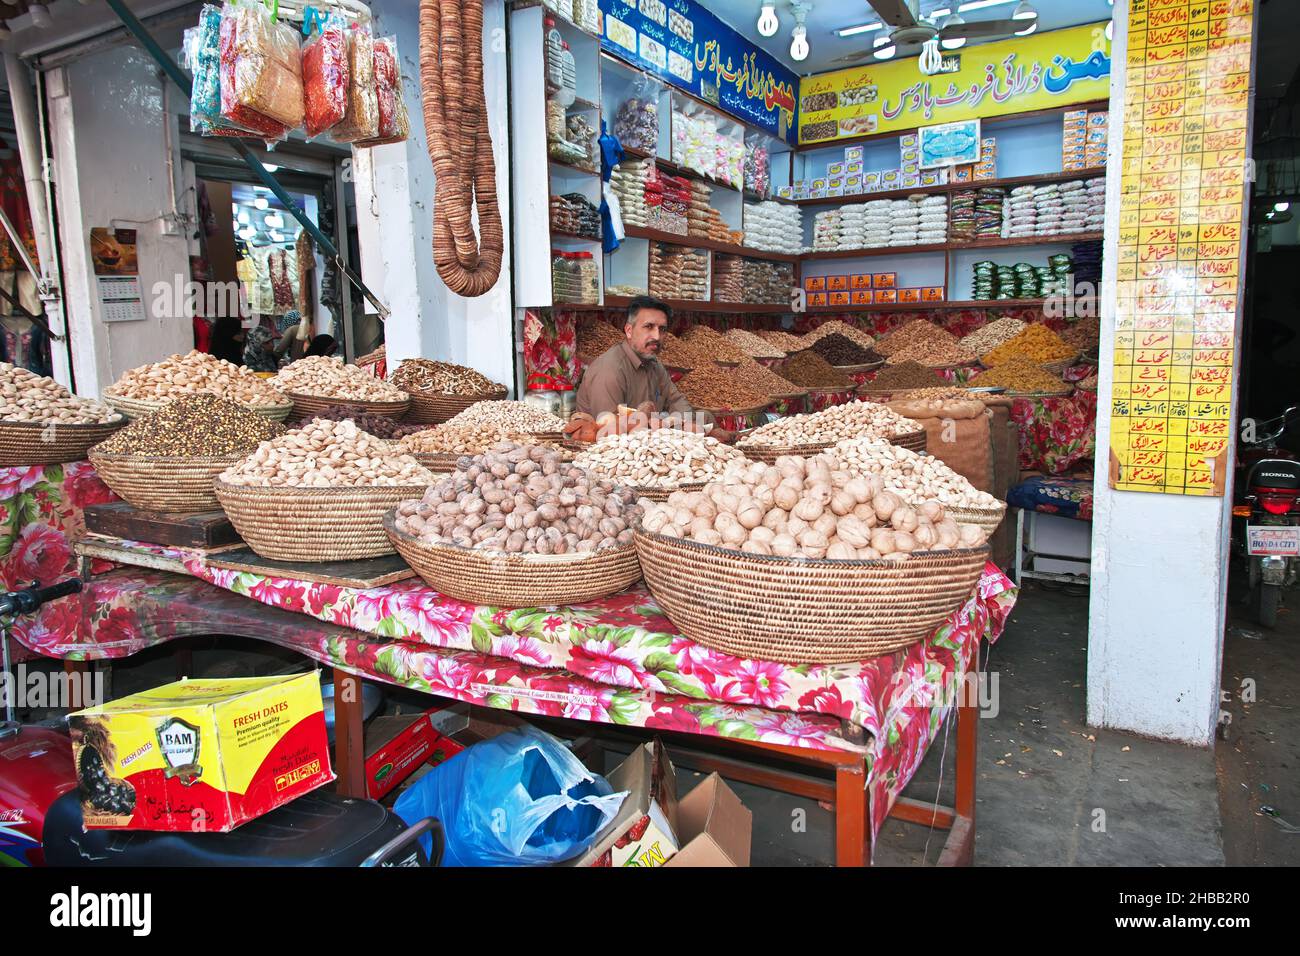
[
  {"x1": 354, "y1": 0, "x2": 515, "y2": 392},
  {"x1": 1086, "y1": 0, "x2": 1248, "y2": 746}
]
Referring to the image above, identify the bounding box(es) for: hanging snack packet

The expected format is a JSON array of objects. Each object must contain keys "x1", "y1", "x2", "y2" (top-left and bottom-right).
[
  {"x1": 188, "y1": 5, "x2": 253, "y2": 138},
  {"x1": 356, "y1": 36, "x2": 409, "y2": 147},
  {"x1": 301, "y1": 13, "x2": 348, "y2": 138},
  {"x1": 331, "y1": 25, "x2": 378, "y2": 143},
  {"x1": 218, "y1": 4, "x2": 290, "y2": 139},
  {"x1": 221, "y1": 1, "x2": 304, "y2": 132}
]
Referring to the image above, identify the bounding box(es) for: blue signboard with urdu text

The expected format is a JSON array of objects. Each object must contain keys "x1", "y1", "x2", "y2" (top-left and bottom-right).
[{"x1": 598, "y1": 0, "x2": 799, "y2": 143}]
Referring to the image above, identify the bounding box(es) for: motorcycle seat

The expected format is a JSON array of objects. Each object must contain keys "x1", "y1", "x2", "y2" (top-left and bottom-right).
[
  {"x1": 1248, "y1": 458, "x2": 1300, "y2": 490},
  {"x1": 41, "y1": 789, "x2": 423, "y2": 867}
]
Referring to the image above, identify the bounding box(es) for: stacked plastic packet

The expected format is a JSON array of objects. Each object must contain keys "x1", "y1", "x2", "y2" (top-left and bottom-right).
[
  {"x1": 713, "y1": 258, "x2": 794, "y2": 304},
  {"x1": 974, "y1": 187, "x2": 1005, "y2": 239},
  {"x1": 613, "y1": 97, "x2": 658, "y2": 153},
  {"x1": 743, "y1": 201, "x2": 802, "y2": 254},
  {"x1": 972, "y1": 260, "x2": 997, "y2": 300},
  {"x1": 650, "y1": 243, "x2": 709, "y2": 301},
  {"x1": 1004, "y1": 185, "x2": 1038, "y2": 238},
  {"x1": 218, "y1": 2, "x2": 298, "y2": 140},
  {"x1": 812, "y1": 208, "x2": 844, "y2": 251},
  {"x1": 917, "y1": 195, "x2": 949, "y2": 244},
  {"x1": 301, "y1": 13, "x2": 349, "y2": 139},
  {"x1": 745, "y1": 143, "x2": 770, "y2": 197},
  {"x1": 1084, "y1": 177, "x2": 1106, "y2": 229},
  {"x1": 1044, "y1": 253, "x2": 1074, "y2": 297},
  {"x1": 610, "y1": 158, "x2": 655, "y2": 229},
  {"x1": 1072, "y1": 240, "x2": 1103, "y2": 287},
  {"x1": 949, "y1": 190, "x2": 977, "y2": 241}
]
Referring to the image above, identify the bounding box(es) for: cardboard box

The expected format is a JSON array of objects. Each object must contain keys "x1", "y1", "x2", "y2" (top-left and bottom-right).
[
  {"x1": 980, "y1": 137, "x2": 997, "y2": 155},
  {"x1": 778, "y1": 186, "x2": 793, "y2": 198},
  {"x1": 851, "y1": 290, "x2": 873, "y2": 305},
  {"x1": 810, "y1": 188, "x2": 827, "y2": 199},
  {"x1": 900, "y1": 133, "x2": 918, "y2": 149},
  {"x1": 68, "y1": 673, "x2": 333, "y2": 832},
  {"x1": 827, "y1": 274, "x2": 849, "y2": 291},
  {"x1": 364, "y1": 705, "x2": 469, "y2": 800},
  {"x1": 827, "y1": 161, "x2": 845, "y2": 176},
  {"x1": 664, "y1": 774, "x2": 752, "y2": 867},
  {"x1": 812, "y1": 178, "x2": 828, "y2": 191},
  {"x1": 846, "y1": 161, "x2": 864, "y2": 176},
  {"x1": 845, "y1": 174, "x2": 863, "y2": 192},
  {"x1": 864, "y1": 171, "x2": 881, "y2": 190},
  {"x1": 1086, "y1": 128, "x2": 1108, "y2": 144},
  {"x1": 1064, "y1": 109, "x2": 1088, "y2": 123},
  {"x1": 828, "y1": 176, "x2": 844, "y2": 189},
  {"x1": 902, "y1": 160, "x2": 920, "y2": 175},
  {"x1": 1063, "y1": 158, "x2": 1088, "y2": 170},
  {"x1": 901, "y1": 148, "x2": 920, "y2": 163},
  {"x1": 898, "y1": 287, "x2": 921, "y2": 303},
  {"x1": 953, "y1": 165, "x2": 974, "y2": 182},
  {"x1": 937, "y1": 168, "x2": 949, "y2": 184},
  {"x1": 808, "y1": 292, "x2": 829, "y2": 307},
  {"x1": 901, "y1": 173, "x2": 921, "y2": 187},
  {"x1": 1088, "y1": 111, "x2": 1109, "y2": 127},
  {"x1": 921, "y1": 170, "x2": 942, "y2": 186},
  {"x1": 882, "y1": 169, "x2": 901, "y2": 185},
  {"x1": 827, "y1": 187, "x2": 845, "y2": 197},
  {"x1": 1063, "y1": 131, "x2": 1086, "y2": 146},
  {"x1": 845, "y1": 145, "x2": 865, "y2": 163},
  {"x1": 569, "y1": 740, "x2": 680, "y2": 867},
  {"x1": 850, "y1": 273, "x2": 871, "y2": 290},
  {"x1": 829, "y1": 291, "x2": 851, "y2": 307},
  {"x1": 874, "y1": 288, "x2": 898, "y2": 303},
  {"x1": 974, "y1": 163, "x2": 996, "y2": 181},
  {"x1": 872, "y1": 271, "x2": 897, "y2": 288},
  {"x1": 805, "y1": 275, "x2": 827, "y2": 291},
  {"x1": 922, "y1": 286, "x2": 945, "y2": 301}
]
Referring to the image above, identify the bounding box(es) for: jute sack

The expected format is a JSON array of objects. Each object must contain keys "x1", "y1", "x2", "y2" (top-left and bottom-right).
[{"x1": 887, "y1": 398, "x2": 993, "y2": 492}]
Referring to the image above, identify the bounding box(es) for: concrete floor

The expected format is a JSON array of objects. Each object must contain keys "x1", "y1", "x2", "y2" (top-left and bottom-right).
[{"x1": 13, "y1": 576, "x2": 1298, "y2": 866}]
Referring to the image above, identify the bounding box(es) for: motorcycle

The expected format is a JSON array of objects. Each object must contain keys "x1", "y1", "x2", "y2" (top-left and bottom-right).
[
  {"x1": 1232, "y1": 406, "x2": 1300, "y2": 628},
  {"x1": 0, "y1": 579, "x2": 443, "y2": 867}
]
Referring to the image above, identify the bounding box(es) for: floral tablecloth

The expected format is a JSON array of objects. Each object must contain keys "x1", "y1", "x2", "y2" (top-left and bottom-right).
[{"x1": 4, "y1": 462, "x2": 1017, "y2": 846}]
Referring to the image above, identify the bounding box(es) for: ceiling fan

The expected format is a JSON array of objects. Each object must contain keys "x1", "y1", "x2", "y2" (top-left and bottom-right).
[{"x1": 830, "y1": 1, "x2": 1030, "y2": 66}]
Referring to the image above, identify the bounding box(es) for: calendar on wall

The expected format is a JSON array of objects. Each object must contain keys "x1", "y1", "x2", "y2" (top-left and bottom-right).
[{"x1": 90, "y1": 227, "x2": 146, "y2": 323}]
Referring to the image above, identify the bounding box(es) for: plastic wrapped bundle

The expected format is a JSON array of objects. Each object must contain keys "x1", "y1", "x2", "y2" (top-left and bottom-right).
[
  {"x1": 301, "y1": 15, "x2": 348, "y2": 138},
  {"x1": 355, "y1": 37, "x2": 409, "y2": 147},
  {"x1": 187, "y1": 6, "x2": 248, "y2": 137},
  {"x1": 220, "y1": 1, "x2": 304, "y2": 131},
  {"x1": 331, "y1": 26, "x2": 378, "y2": 143},
  {"x1": 217, "y1": 9, "x2": 289, "y2": 139}
]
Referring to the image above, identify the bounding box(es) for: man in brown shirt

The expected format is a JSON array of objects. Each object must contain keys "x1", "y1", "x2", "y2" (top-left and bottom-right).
[{"x1": 576, "y1": 296, "x2": 734, "y2": 440}]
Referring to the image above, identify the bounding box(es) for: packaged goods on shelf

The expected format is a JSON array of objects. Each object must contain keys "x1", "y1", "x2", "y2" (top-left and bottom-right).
[
  {"x1": 712, "y1": 256, "x2": 794, "y2": 305},
  {"x1": 745, "y1": 142, "x2": 770, "y2": 197},
  {"x1": 813, "y1": 194, "x2": 947, "y2": 252},
  {"x1": 743, "y1": 201, "x2": 802, "y2": 254},
  {"x1": 673, "y1": 108, "x2": 717, "y2": 181},
  {"x1": 1001, "y1": 176, "x2": 1104, "y2": 239},
  {"x1": 650, "y1": 243, "x2": 709, "y2": 301},
  {"x1": 551, "y1": 250, "x2": 600, "y2": 304},
  {"x1": 687, "y1": 180, "x2": 740, "y2": 244},
  {"x1": 605, "y1": 284, "x2": 647, "y2": 297},
  {"x1": 614, "y1": 96, "x2": 658, "y2": 154},
  {"x1": 610, "y1": 157, "x2": 655, "y2": 228},
  {"x1": 971, "y1": 253, "x2": 1072, "y2": 301},
  {"x1": 550, "y1": 192, "x2": 602, "y2": 239}
]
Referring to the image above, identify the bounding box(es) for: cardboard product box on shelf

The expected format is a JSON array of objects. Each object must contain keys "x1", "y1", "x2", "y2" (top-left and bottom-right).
[
  {"x1": 921, "y1": 170, "x2": 942, "y2": 186},
  {"x1": 568, "y1": 739, "x2": 752, "y2": 867},
  {"x1": 805, "y1": 275, "x2": 827, "y2": 291},
  {"x1": 827, "y1": 161, "x2": 845, "y2": 176},
  {"x1": 875, "y1": 288, "x2": 899, "y2": 303},
  {"x1": 845, "y1": 174, "x2": 863, "y2": 193},
  {"x1": 953, "y1": 165, "x2": 974, "y2": 182},
  {"x1": 851, "y1": 290, "x2": 873, "y2": 305},
  {"x1": 67, "y1": 673, "x2": 333, "y2": 832},
  {"x1": 881, "y1": 169, "x2": 901, "y2": 186},
  {"x1": 808, "y1": 291, "x2": 829, "y2": 307},
  {"x1": 897, "y1": 288, "x2": 921, "y2": 303},
  {"x1": 827, "y1": 275, "x2": 849, "y2": 291},
  {"x1": 864, "y1": 171, "x2": 881, "y2": 190},
  {"x1": 846, "y1": 161, "x2": 864, "y2": 176},
  {"x1": 851, "y1": 273, "x2": 872, "y2": 290},
  {"x1": 778, "y1": 186, "x2": 794, "y2": 198},
  {"x1": 845, "y1": 145, "x2": 865, "y2": 164},
  {"x1": 923, "y1": 286, "x2": 945, "y2": 301},
  {"x1": 812, "y1": 178, "x2": 828, "y2": 191},
  {"x1": 828, "y1": 187, "x2": 845, "y2": 197},
  {"x1": 830, "y1": 291, "x2": 851, "y2": 307},
  {"x1": 872, "y1": 271, "x2": 897, "y2": 289},
  {"x1": 901, "y1": 173, "x2": 921, "y2": 187},
  {"x1": 810, "y1": 188, "x2": 828, "y2": 199},
  {"x1": 828, "y1": 176, "x2": 844, "y2": 190},
  {"x1": 365, "y1": 703, "x2": 471, "y2": 800}
]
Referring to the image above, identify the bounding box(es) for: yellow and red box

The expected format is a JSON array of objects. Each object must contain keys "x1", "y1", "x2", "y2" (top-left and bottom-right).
[
  {"x1": 874, "y1": 288, "x2": 898, "y2": 304},
  {"x1": 365, "y1": 704, "x2": 469, "y2": 800},
  {"x1": 922, "y1": 286, "x2": 945, "y2": 301},
  {"x1": 898, "y1": 288, "x2": 921, "y2": 303},
  {"x1": 805, "y1": 276, "x2": 826, "y2": 291},
  {"x1": 850, "y1": 274, "x2": 872, "y2": 290},
  {"x1": 68, "y1": 673, "x2": 333, "y2": 832},
  {"x1": 808, "y1": 292, "x2": 829, "y2": 307},
  {"x1": 829, "y1": 291, "x2": 851, "y2": 307},
  {"x1": 952, "y1": 165, "x2": 974, "y2": 182},
  {"x1": 872, "y1": 272, "x2": 897, "y2": 289},
  {"x1": 851, "y1": 290, "x2": 873, "y2": 305},
  {"x1": 827, "y1": 275, "x2": 849, "y2": 292}
]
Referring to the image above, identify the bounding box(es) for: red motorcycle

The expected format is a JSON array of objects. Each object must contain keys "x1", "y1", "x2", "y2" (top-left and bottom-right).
[
  {"x1": 0, "y1": 579, "x2": 442, "y2": 867},
  {"x1": 1232, "y1": 406, "x2": 1300, "y2": 628}
]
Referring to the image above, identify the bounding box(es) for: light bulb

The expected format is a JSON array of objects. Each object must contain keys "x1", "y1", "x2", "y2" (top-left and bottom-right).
[
  {"x1": 237, "y1": 211, "x2": 250, "y2": 225},
  {"x1": 254, "y1": 197, "x2": 269, "y2": 210},
  {"x1": 238, "y1": 227, "x2": 255, "y2": 240},
  {"x1": 263, "y1": 164, "x2": 279, "y2": 173},
  {"x1": 790, "y1": 24, "x2": 809, "y2": 62},
  {"x1": 757, "y1": 2, "x2": 779, "y2": 37},
  {"x1": 940, "y1": 13, "x2": 966, "y2": 49},
  {"x1": 1012, "y1": 1, "x2": 1037, "y2": 21},
  {"x1": 873, "y1": 34, "x2": 896, "y2": 60},
  {"x1": 264, "y1": 213, "x2": 284, "y2": 229},
  {"x1": 1105, "y1": 20, "x2": 1113, "y2": 41},
  {"x1": 1276, "y1": 202, "x2": 1291, "y2": 212}
]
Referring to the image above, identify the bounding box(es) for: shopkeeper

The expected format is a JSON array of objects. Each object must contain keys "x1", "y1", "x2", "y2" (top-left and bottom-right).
[{"x1": 576, "y1": 295, "x2": 735, "y2": 441}]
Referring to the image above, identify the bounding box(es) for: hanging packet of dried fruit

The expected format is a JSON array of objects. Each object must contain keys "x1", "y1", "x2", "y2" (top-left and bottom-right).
[
  {"x1": 301, "y1": 11, "x2": 349, "y2": 139},
  {"x1": 331, "y1": 24, "x2": 378, "y2": 143},
  {"x1": 220, "y1": 0, "x2": 304, "y2": 133},
  {"x1": 355, "y1": 36, "x2": 409, "y2": 148}
]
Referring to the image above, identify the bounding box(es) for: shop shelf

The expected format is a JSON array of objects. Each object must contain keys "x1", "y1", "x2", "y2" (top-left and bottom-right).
[
  {"x1": 622, "y1": 224, "x2": 801, "y2": 263},
  {"x1": 801, "y1": 231, "x2": 1104, "y2": 261}
]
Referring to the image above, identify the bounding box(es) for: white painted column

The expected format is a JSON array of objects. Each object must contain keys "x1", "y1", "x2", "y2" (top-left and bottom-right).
[
  {"x1": 1085, "y1": 0, "x2": 1246, "y2": 746},
  {"x1": 354, "y1": 0, "x2": 515, "y2": 391}
]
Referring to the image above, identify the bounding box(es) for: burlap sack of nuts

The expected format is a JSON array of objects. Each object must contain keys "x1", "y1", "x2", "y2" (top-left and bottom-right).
[{"x1": 886, "y1": 398, "x2": 993, "y2": 493}]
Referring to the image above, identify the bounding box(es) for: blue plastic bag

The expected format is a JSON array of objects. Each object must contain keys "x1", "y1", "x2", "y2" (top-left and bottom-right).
[{"x1": 394, "y1": 726, "x2": 627, "y2": 866}]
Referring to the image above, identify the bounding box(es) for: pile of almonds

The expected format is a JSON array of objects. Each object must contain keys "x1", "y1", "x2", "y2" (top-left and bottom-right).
[
  {"x1": 105, "y1": 350, "x2": 287, "y2": 407},
  {"x1": 958, "y1": 317, "x2": 1027, "y2": 356},
  {"x1": 445, "y1": 400, "x2": 568, "y2": 434},
  {"x1": 275, "y1": 356, "x2": 409, "y2": 402},
  {"x1": 738, "y1": 401, "x2": 921, "y2": 448},
  {"x1": 1, "y1": 363, "x2": 119, "y2": 424},
  {"x1": 681, "y1": 326, "x2": 747, "y2": 363},
  {"x1": 757, "y1": 329, "x2": 807, "y2": 352},
  {"x1": 833, "y1": 438, "x2": 1002, "y2": 509},
  {"x1": 399, "y1": 423, "x2": 565, "y2": 456},
  {"x1": 724, "y1": 328, "x2": 787, "y2": 359},
  {"x1": 577, "y1": 321, "x2": 625, "y2": 362},
  {"x1": 393, "y1": 443, "x2": 642, "y2": 555},
  {"x1": 220, "y1": 418, "x2": 434, "y2": 488},
  {"x1": 573, "y1": 428, "x2": 746, "y2": 489},
  {"x1": 640, "y1": 455, "x2": 988, "y2": 562},
  {"x1": 676, "y1": 365, "x2": 768, "y2": 411},
  {"x1": 390, "y1": 359, "x2": 503, "y2": 396},
  {"x1": 95, "y1": 394, "x2": 283, "y2": 456}
]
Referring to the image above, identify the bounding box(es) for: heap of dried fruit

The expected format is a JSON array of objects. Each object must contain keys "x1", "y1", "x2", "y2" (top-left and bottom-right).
[
  {"x1": 682, "y1": 326, "x2": 748, "y2": 363},
  {"x1": 275, "y1": 356, "x2": 409, "y2": 402},
  {"x1": 863, "y1": 361, "x2": 945, "y2": 391},
  {"x1": 724, "y1": 328, "x2": 787, "y2": 359},
  {"x1": 574, "y1": 429, "x2": 745, "y2": 488},
  {"x1": 777, "y1": 351, "x2": 852, "y2": 389},
  {"x1": 969, "y1": 359, "x2": 1068, "y2": 394},
  {"x1": 220, "y1": 419, "x2": 433, "y2": 487},
  {"x1": 0, "y1": 363, "x2": 119, "y2": 424},
  {"x1": 105, "y1": 350, "x2": 287, "y2": 408},
  {"x1": 980, "y1": 324, "x2": 1074, "y2": 366},
  {"x1": 95, "y1": 394, "x2": 283, "y2": 456},
  {"x1": 390, "y1": 359, "x2": 503, "y2": 396},
  {"x1": 677, "y1": 365, "x2": 768, "y2": 410}
]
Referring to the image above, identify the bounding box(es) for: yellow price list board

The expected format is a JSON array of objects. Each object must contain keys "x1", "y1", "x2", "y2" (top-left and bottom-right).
[{"x1": 1110, "y1": 0, "x2": 1254, "y2": 496}]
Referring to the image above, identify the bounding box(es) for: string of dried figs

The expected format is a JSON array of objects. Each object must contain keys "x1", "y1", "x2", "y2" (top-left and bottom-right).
[
  {"x1": 393, "y1": 442, "x2": 644, "y2": 555},
  {"x1": 640, "y1": 454, "x2": 988, "y2": 562}
]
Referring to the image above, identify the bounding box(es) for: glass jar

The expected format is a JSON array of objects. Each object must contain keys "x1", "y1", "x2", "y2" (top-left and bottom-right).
[
  {"x1": 545, "y1": 97, "x2": 566, "y2": 144},
  {"x1": 573, "y1": 251, "x2": 599, "y2": 304},
  {"x1": 551, "y1": 251, "x2": 580, "y2": 303}
]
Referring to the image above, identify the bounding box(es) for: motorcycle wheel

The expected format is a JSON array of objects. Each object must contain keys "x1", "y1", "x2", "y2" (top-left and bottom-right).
[{"x1": 1256, "y1": 583, "x2": 1280, "y2": 629}]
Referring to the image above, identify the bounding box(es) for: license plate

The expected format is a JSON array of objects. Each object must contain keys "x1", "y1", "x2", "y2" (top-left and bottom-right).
[{"x1": 1247, "y1": 525, "x2": 1300, "y2": 556}]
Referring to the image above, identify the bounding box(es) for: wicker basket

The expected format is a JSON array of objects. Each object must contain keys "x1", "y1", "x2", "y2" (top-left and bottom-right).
[
  {"x1": 831, "y1": 360, "x2": 885, "y2": 375},
  {"x1": 1006, "y1": 387, "x2": 1074, "y2": 399},
  {"x1": 891, "y1": 428, "x2": 928, "y2": 453},
  {"x1": 0, "y1": 418, "x2": 126, "y2": 466},
  {"x1": 735, "y1": 439, "x2": 832, "y2": 464},
  {"x1": 103, "y1": 392, "x2": 293, "y2": 423},
  {"x1": 625, "y1": 480, "x2": 707, "y2": 503},
  {"x1": 89, "y1": 450, "x2": 241, "y2": 513},
  {"x1": 946, "y1": 501, "x2": 1008, "y2": 536},
  {"x1": 285, "y1": 392, "x2": 410, "y2": 422},
  {"x1": 635, "y1": 528, "x2": 990, "y2": 663},
  {"x1": 404, "y1": 387, "x2": 508, "y2": 424},
  {"x1": 409, "y1": 440, "x2": 574, "y2": 474},
  {"x1": 214, "y1": 480, "x2": 428, "y2": 562},
  {"x1": 385, "y1": 515, "x2": 642, "y2": 607},
  {"x1": 1039, "y1": 355, "x2": 1079, "y2": 377}
]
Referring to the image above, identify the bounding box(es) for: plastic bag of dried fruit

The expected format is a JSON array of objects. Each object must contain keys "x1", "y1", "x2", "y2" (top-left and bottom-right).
[
  {"x1": 330, "y1": 24, "x2": 378, "y2": 143},
  {"x1": 219, "y1": 1, "x2": 301, "y2": 136},
  {"x1": 301, "y1": 11, "x2": 348, "y2": 138},
  {"x1": 356, "y1": 36, "x2": 409, "y2": 148}
]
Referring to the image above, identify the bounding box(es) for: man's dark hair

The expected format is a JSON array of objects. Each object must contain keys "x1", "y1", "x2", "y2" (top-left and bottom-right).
[{"x1": 626, "y1": 294, "x2": 672, "y2": 326}]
